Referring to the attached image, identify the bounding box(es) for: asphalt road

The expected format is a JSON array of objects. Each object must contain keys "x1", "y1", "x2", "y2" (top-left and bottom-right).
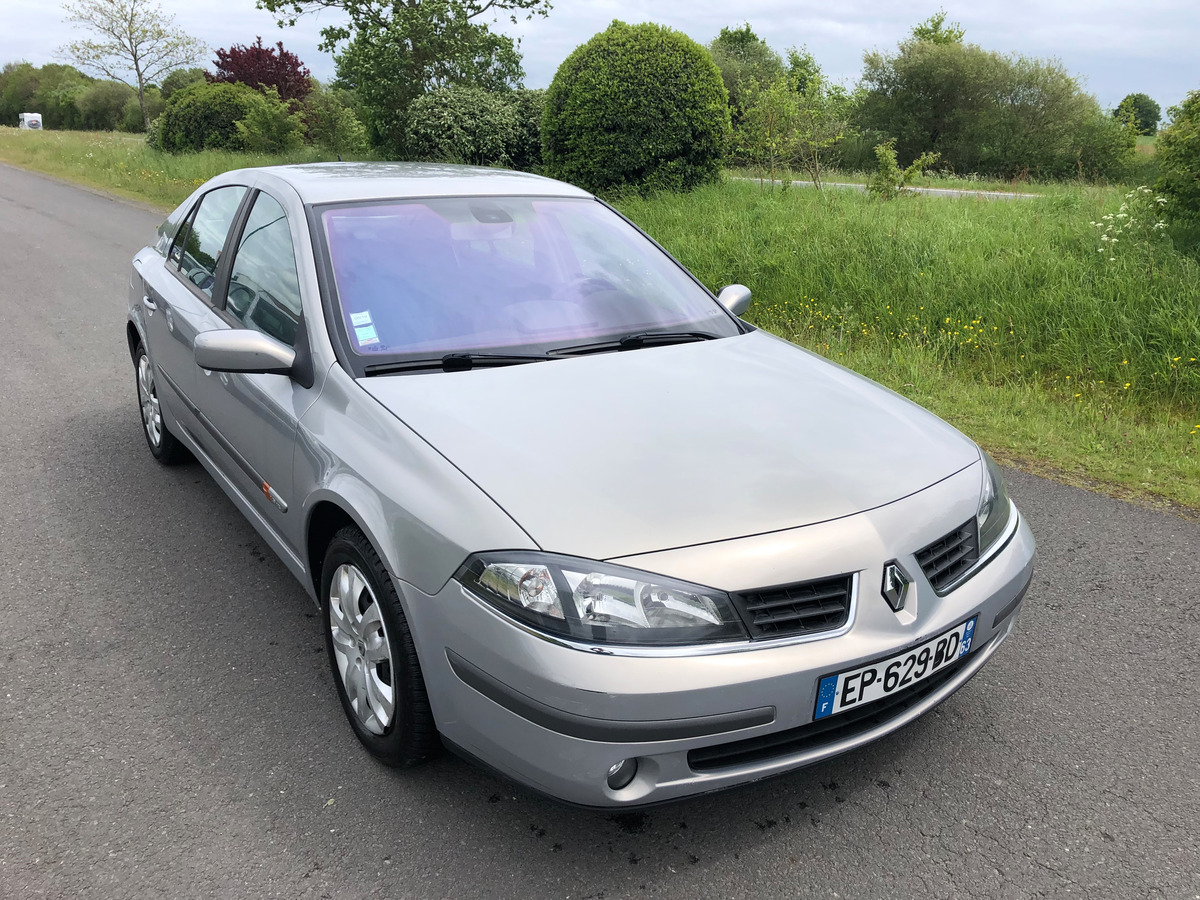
[{"x1": 1, "y1": 163, "x2": 1197, "y2": 900}]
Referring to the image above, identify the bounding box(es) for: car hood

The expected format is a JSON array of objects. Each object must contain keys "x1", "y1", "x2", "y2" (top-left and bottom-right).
[{"x1": 360, "y1": 330, "x2": 980, "y2": 560}]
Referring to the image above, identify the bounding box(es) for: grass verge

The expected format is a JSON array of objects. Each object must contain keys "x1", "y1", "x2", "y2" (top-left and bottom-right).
[{"x1": 2, "y1": 129, "x2": 1195, "y2": 511}]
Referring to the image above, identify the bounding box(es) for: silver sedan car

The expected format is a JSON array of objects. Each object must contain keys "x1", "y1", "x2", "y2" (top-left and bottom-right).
[{"x1": 127, "y1": 163, "x2": 1035, "y2": 807}]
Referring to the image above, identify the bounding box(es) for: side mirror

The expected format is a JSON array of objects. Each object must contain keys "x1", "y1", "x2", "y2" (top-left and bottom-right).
[
  {"x1": 717, "y1": 284, "x2": 752, "y2": 317},
  {"x1": 195, "y1": 329, "x2": 295, "y2": 376}
]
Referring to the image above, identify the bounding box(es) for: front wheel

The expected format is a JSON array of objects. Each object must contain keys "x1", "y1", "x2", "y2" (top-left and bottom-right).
[
  {"x1": 134, "y1": 343, "x2": 186, "y2": 464},
  {"x1": 322, "y1": 525, "x2": 439, "y2": 767}
]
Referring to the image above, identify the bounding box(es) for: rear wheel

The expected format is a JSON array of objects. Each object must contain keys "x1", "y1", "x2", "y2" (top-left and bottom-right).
[
  {"x1": 134, "y1": 343, "x2": 186, "y2": 464},
  {"x1": 322, "y1": 525, "x2": 439, "y2": 766}
]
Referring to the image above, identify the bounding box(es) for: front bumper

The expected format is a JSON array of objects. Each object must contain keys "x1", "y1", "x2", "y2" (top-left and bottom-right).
[{"x1": 400, "y1": 470, "x2": 1036, "y2": 807}]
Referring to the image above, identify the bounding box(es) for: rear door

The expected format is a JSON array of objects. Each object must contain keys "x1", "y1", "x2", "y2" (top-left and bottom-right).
[{"x1": 138, "y1": 185, "x2": 248, "y2": 430}]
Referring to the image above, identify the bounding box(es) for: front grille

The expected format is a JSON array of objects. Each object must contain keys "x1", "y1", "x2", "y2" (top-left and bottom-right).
[
  {"x1": 732, "y1": 574, "x2": 853, "y2": 639},
  {"x1": 687, "y1": 642, "x2": 983, "y2": 772},
  {"x1": 916, "y1": 520, "x2": 979, "y2": 592}
]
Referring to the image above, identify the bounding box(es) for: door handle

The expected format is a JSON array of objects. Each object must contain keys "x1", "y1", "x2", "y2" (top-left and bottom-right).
[{"x1": 142, "y1": 294, "x2": 158, "y2": 312}]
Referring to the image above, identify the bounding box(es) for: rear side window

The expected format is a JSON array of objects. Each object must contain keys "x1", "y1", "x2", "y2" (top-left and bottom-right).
[
  {"x1": 225, "y1": 193, "x2": 303, "y2": 348},
  {"x1": 171, "y1": 186, "x2": 247, "y2": 298},
  {"x1": 155, "y1": 202, "x2": 191, "y2": 256}
]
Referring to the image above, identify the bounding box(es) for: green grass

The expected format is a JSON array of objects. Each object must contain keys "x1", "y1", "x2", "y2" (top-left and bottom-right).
[
  {"x1": 614, "y1": 180, "x2": 1200, "y2": 510},
  {"x1": 0, "y1": 128, "x2": 362, "y2": 207},
  {"x1": 3, "y1": 129, "x2": 1196, "y2": 511}
]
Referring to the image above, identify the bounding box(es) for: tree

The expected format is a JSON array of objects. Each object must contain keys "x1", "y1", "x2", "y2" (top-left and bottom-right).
[
  {"x1": 1155, "y1": 90, "x2": 1200, "y2": 231},
  {"x1": 60, "y1": 0, "x2": 207, "y2": 128},
  {"x1": 210, "y1": 37, "x2": 312, "y2": 102},
  {"x1": 160, "y1": 66, "x2": 205, "y2": 100},
  {"x1": 1115, "y1": 92, "x2": 1161, "y2": 136},
  {"x1": 857, "y1": 29, "x2": 1134, "y2": 180},
  {"x1": 259, "y1": 0, "x2": 550, "y2": 155},
  {"x1": 707, "y1": 24, "x2": 784, "y2": 122},
  {"x1": 787, "y1": 50, "x2": 851, "y2": 187},
  {"x1": 910, "y1": 9, "x2": 965, "y2": 44}
]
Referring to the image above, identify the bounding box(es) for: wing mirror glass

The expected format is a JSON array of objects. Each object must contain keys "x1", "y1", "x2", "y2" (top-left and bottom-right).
[
  {"x1": 717, "y1": 284, "x2": 752, "y2": 317},
  {"x1": 194, "y1": 329, "x2": 295, "y2": 376}
]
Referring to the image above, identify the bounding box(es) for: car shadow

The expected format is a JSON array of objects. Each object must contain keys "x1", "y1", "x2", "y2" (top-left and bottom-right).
[{"x1": 46, "y1": 401, "x2": 984, "y2": 896}]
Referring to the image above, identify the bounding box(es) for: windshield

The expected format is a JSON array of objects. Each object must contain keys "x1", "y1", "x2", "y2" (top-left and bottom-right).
[{"x1": 319, "y1": 196, "x2": 739, "y2": 360}]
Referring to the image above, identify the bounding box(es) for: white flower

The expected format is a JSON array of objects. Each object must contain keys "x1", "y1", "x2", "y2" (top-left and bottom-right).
[{"x1": 1156, "y1": 198, "x2": 1168, "y2": 205}]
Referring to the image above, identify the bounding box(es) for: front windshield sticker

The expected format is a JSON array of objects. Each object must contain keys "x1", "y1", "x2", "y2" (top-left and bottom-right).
[
  {"x1": 350, "y1": 310, "x2": 373, "y2": 327},
  {"x1": 354, "y1": 324, "x2": 379, "y2": 346}
]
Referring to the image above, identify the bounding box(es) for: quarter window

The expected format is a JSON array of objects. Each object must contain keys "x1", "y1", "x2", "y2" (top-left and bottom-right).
[
  {"x1": 173, "y1": 185, "x2": 247, "y2": 297},
  {"x1": 225, "y1": 193, "x2": 302, "y2": 348}
]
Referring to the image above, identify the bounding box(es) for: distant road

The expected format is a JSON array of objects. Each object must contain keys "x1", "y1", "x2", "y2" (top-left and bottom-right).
[
  {"x1": 0, "y1": 162, "x2": 1195, "y2": 900},
  {"x1": 733, "y1": 175, "x2": 1041, "y2": 199}
]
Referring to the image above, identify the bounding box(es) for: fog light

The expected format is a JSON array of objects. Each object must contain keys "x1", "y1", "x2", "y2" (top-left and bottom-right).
[{"x1": 606, "y1": 758, "x2": 638, "y2": 790}]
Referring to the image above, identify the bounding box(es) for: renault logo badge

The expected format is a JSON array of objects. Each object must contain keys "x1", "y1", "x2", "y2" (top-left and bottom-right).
[{"x1": 881, "y1": 562, "x2": 912, "y2": 612}]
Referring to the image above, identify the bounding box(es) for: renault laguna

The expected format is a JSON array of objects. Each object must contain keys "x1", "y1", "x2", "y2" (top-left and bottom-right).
[{"x1": 126, "y1": 163, "x2": 1035, "y2": 807}]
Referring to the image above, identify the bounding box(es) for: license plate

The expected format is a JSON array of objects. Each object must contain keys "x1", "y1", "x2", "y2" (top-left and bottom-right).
[{"x1": 813, "y1": 617, "x2": 977, "y2": 720}]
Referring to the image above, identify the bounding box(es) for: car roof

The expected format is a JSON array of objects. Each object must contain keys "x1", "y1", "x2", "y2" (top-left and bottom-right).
[{"x1": 249, "y1": 161, "x2": 594, "y2": 205}]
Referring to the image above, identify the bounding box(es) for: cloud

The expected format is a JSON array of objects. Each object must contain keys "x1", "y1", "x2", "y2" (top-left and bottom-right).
[{"x1": 3, "y1": 0, "x2": 1197, "y2": 109}]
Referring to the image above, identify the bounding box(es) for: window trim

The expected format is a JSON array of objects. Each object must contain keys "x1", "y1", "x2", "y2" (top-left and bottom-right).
[
  {"x1": 165, "y1": 184, "x2": 252, "y2": 312},
  {"x1": 218, "y1": 187, "x2": 306, "y2": 347}
]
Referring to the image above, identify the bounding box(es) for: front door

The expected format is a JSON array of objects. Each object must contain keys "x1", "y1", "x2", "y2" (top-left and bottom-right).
[{"x1": 190, "y1": 189, "x2": 312, "y2": 556}]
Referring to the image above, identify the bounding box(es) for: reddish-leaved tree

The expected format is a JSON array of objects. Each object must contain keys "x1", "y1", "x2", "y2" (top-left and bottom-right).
[{"x1": 209, "y1": 37, "x2": 311, "y2": 101}]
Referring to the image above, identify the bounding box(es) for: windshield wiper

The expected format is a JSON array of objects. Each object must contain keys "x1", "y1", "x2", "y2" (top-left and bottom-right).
[
  {"x1": 553, "y1": 331, "x2": 721, "y2": 357},
  {"x1": 363, "y1": 353, "x2": 552, "y2": 376}
]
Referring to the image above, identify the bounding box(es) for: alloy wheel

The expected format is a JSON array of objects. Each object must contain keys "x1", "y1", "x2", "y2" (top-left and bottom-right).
[
  {"x1": 137, "y1": 354, "x2": 162, "y2": 447},
  {"x1": 328, "y1": 563, "x2": 396, "y2": 735}
]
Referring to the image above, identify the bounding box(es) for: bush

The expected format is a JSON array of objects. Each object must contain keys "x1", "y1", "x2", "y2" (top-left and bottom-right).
[
  {"x1": 303, "y1": 83, "x2": 368, "y2": 156},
  {"x1": 858, "y1": 35, "x2": 1135, "y2": 181},
  {"x1": 1155, "y1": 90, "x2": 1200, "y2": 237},
  {"x1": 406, "y1": 85, "x2": 517, "y2": 166},
  {"x1": 160, "y1": 67, "x2": 206, "y2": 101},
  {"x1": 506, "y1": 88, "x2": 545, "y2": 172},
  {"x1": 235, "y1": 86, "x2": 305, "y2": 152},
  {"x1": 542, "y1": 20, "x2": 730, "y2": 194},
  {"x1": 122, "y1": 87, "x2": 164, "y2": 132},
  {"x1": 866, "y1": 140, "x2": 939, "y2": 199},
  {"x1": 153, "y1": 81, "x2": 258, "y2": 152},
  {"x1": 76, "y1": 80, "x2": 135, "y2": 131}
]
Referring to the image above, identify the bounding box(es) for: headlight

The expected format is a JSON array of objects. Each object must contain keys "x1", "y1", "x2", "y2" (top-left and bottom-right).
[
  {"x1": 456, "y1": 552, "x2": 749, "y2": 645},
  {"x1": 977, "y1": 450, "x2": 1012, "y2": 554}
]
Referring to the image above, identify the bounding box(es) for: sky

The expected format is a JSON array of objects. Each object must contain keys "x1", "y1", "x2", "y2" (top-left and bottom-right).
[{"x1": 2, "y1": 0, "x2": 1197, "y2": 114}]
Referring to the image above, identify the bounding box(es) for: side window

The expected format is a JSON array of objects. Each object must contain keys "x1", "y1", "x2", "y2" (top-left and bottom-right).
[
  {"x1": 173, "y1": 185, "x2": 247, "y2": 298},
  {"x1": 155, "y1": 200, "x2": 191, "y2": 256},
  {"x1": 225, "y1": 192, "x2": 302, "y2": 348},
  {"x1": 167, "y1": 205, "x2": 196, "y2": 268}
]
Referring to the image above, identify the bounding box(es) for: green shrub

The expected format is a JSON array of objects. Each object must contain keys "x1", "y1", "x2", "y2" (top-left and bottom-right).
[
  {"x1": 302, "y1": 83, "x2": 368, "y2": 156},
  {"x1": 76, "y1": 80, "x2": 136, "y2": 131},
  {"x1": 506, "y1": 88, "x2": 545, "y2": 172},
  {"x1": 160, "y1": 67, "x2": 207, "y2": 101},
  {"x1": 542, "y1": 20, "x2": 730, "y2": 194},
  {"x1": 858, "y1": 35, "x2": 1135, "y2": 181},
  {"x1": 1156, "y1": 90, "x2": 1200, "y2": 238},
  {"x1": 235, "y1": 86, "x2": 305, "y2": 153},
  {"x1": 867, "y1": 140, "x2": 939, "y2": 199},
  {"x1": 154, "y1": 81, "x2": 258, "y2": 152},
  {"x1": 121, "y1": 88, "x2": 164, "y2": 133},
  {"x1": 406, "y1": 85, "x2": 517, "y2": 166}
]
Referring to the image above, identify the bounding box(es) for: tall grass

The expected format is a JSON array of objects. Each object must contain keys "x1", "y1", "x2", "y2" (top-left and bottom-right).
[
  {"x1": 0, "y1": 128, "x2": 365, "y2": 207},
  {"x1": 617, "y1": 179, "x2": 1200, "y2": 408}
]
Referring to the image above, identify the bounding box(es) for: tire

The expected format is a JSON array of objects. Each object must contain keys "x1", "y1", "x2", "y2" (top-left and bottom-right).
[
  {"x1": 134, "y1": 342, "x2": 187, "y2": 465},
  {"x1": 321, "y1": 525, "x2": 439, "y2": 767}
]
